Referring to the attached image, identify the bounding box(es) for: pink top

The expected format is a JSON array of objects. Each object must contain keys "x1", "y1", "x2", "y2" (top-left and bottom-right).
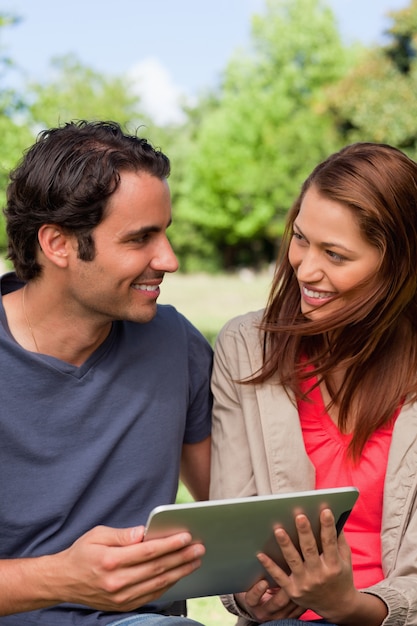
[{"x1": 296, "y1": 371, "x2": 398, "y2": 620}]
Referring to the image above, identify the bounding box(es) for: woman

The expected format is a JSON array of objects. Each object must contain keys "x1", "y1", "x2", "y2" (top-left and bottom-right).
[{"x1": 210, "y1": 143, "x2": 417, "y2": 626}]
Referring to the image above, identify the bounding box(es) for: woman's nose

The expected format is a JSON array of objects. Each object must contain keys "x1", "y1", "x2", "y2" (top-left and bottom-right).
[{"x1": 296, "y1": 250, "x2": 324, "y2": 283}]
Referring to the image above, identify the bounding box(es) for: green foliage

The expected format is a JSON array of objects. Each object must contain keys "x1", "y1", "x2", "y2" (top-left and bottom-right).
[
  {"x1": 2, "y1": 1, "x2": 417, "y2": 268},
  {"x1": 150, "y1": 97, "x2": 227, "y2": 273},
  {"x1": 0, "y1": 46, "x2": 154, "y2": 252},
  {"x1": 0, "y1": 116, "x2": 34, "y2": 253},
  {"x1": 172, "y1": 0, "x2": 354, "y2": 270},
  {"x1": 0, "y1": 14, "x2": 36, "y2": 253},
  {"x1": 25, "y1": 54, "x2": 149, "y2": 130},
  {"x1": 326, "y1": 0, "x2": 417, "y2": 158}
]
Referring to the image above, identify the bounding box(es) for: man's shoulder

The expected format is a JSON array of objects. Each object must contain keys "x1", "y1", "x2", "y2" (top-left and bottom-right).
[
  {"x1": 0, "y1": 271, "x2": 23, "y2": 296},
  {"x1": 154, "y1": 303, "x2": 196, "y2": 334},
  {"x1": 155, "y1": 302, "x2": 183, "y2": 320},
  {"x1": 122, "y1": 304, "x2": 209, "y2": 346}
]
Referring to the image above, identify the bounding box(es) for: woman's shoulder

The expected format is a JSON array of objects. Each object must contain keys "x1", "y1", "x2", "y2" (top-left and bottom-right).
[
  {"x1": 213, "y1": 310, "x2": 266, "y2": 378},
  {"x1": 215, "y1": 310, "x2": 266, "y2": 359},
  {"x1": 219, "y1": 309, "x2": 264, "y2": 336}
]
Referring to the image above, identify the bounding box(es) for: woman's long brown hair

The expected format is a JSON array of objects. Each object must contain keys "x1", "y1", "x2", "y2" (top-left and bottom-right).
[{"x1": 250, "y1": 143, "x2": 417, "y2": 459}]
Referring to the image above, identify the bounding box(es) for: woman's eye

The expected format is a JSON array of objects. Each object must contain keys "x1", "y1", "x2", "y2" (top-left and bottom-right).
[{"x1": 327, "y1": 250, "x2": 345, "y2": 262}]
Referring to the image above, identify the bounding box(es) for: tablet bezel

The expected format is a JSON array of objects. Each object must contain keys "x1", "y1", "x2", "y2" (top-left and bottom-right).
[{"x1": 144, "y1": 486, "x2": 359, "y2": 602}]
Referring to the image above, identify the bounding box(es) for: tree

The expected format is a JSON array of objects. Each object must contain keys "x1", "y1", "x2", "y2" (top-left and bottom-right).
[
  {"x1": 25, "y1": 54, "x2": 149, "y2": 130},
  {"x1": 325, "y1": 0, "x2": 417, "y2": 157},
  {"x1": 172, "y1": 0, "x2": 356, "y2": 270},
  {"x1": 0, "y1": 50, "x2": 163, "y2": 254},
  {"x1": 0, "y1": 13, "x2": 35, "y2": 255}
]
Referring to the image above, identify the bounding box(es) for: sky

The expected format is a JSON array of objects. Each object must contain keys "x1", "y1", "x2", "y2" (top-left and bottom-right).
[{"x1": 2, "y1": 0, "x2": 410, "y2": 124}]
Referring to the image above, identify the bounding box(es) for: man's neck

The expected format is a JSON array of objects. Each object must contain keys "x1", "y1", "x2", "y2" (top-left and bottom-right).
[{"x1": 3, "y1": 282, "x2": 112, "y2": 366}]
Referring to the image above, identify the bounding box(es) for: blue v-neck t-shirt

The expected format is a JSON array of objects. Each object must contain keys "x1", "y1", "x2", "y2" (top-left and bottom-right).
[{"x1": 0, "y1": 272, "x2": 213, "y2": 625}]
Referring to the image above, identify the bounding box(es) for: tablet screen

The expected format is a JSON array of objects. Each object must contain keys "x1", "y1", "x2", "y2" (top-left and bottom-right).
[{"x1": 144, "y1": 486, "x2": 359, "y2": 602}]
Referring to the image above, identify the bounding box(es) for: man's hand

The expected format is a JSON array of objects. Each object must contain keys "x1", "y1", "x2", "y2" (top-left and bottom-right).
[{"x1": 0, "y1": 525, "x2": 205, "y2": 615}]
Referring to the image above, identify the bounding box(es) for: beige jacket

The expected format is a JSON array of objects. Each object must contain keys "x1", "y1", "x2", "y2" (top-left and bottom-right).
[{"x1": 210, "y1": 310, "x2": 417, "y2": 626}]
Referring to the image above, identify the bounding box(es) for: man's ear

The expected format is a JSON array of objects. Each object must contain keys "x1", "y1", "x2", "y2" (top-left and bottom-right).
[{"x1": 37, "y1": 224, "x2": 73, "y2": 268}]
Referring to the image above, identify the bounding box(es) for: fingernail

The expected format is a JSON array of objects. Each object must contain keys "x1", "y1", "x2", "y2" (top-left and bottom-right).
[
  {"x1": 131, "y1": 526, "x2": 144, "y2": 541},
  {"x1": 193, "y1": 544, "x2": 205, "y2": 557},
  {"x1": 179, "y1": 532, "x2": 192, "y2": 545}
]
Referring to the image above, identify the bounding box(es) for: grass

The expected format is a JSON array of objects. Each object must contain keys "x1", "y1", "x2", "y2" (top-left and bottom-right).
[
  {"x1": 159, "y1": 269, "x2": 273, "y2": 343},
  {"x1": 186, "y1": 596, "x2": 237, "y2": 625},
  {"x1": 164, "y1": 271, "x2": 274, "y2": 625}
]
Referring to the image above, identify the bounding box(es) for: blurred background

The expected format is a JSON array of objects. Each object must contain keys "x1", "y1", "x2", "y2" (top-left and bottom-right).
[
  {"x1": 0, "y1": 2, "x2": 414, "y2": 622},
  {"x1": 0, "y1": 0, "x2": 413, "y2": 275},
  {"x1": 1, "y1": 0, "x2": 414, "y2": 340}
]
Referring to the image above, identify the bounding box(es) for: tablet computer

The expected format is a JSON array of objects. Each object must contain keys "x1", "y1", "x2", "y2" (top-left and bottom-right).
[{"x1": 144, "y1": 486, "x2": 359, "y2": 602}]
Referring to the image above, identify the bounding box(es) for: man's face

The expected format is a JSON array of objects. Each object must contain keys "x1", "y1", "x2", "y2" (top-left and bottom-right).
[{"x1": 67, "y1": 170, "x2": 179, "y2": 325}]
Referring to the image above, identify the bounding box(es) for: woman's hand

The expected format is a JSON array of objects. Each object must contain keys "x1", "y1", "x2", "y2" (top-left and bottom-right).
[
  {"x1": 256, "y1": 508, "x2": 387, "y2": 625},
  {"x1": 235, "y1": 580, "x2": 304, "y2": 622}
]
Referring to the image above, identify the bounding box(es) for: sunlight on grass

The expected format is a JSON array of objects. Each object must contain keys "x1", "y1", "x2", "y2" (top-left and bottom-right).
[
  {"x1": 187, "y1": 595, "x2": 236, "y2": 625},
  {"x1": 159, "y1": 270, "x2": 273, "y2": 343}
]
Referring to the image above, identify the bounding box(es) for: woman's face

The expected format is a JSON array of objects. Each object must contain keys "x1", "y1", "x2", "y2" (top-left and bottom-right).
[{"x1": 288, "y1": 185, "x2": 381, "y2": 320}]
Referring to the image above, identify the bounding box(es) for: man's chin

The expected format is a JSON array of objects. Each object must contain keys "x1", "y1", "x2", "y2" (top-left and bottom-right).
[{"x1": 122, "y1": 303, "x2": 158, "y2": 325}]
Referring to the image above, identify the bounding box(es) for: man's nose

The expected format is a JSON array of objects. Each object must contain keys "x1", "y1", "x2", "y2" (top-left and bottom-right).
[{"x1": 151, "y1": 236, "x2": 179, "y2": 273}]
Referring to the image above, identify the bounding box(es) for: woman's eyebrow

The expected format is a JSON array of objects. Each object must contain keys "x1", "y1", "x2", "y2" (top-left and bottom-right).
[{"x1": 293, "y1": 221, "x2": 355, "y2": 253}]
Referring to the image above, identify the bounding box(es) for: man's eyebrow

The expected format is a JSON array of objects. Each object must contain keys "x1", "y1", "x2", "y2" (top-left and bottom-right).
[
  {"x1": 122, "y1": 219, "x2": 173, "y2": 239},
  {"x1": 123, "y1": 226, "x2": 160, "y2": 238}
]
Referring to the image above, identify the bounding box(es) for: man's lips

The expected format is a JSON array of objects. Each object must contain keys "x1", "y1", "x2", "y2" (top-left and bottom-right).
[{"x1": 132, "y1": 283, "x2": 160, "y2": 292}]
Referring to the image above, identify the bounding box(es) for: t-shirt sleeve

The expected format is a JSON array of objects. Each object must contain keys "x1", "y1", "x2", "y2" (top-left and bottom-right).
[{"x1": 183, "y1": 316, "x2": 213, "y2": 444}]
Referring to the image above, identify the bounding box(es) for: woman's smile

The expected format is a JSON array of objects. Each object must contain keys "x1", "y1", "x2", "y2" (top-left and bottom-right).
[{"x1": 289, "y1": 185, "x2": 381, "y2": 319}]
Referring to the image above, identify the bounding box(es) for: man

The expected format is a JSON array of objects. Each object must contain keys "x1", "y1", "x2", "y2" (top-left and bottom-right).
[{"x1": 0, "y1": 121, "x2": 212, "y2": 625}]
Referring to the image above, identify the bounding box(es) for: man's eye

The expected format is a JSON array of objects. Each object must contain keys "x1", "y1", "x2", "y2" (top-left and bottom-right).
[{"x1": 131, "y1": 234, "x2": 150, "y2": 244}]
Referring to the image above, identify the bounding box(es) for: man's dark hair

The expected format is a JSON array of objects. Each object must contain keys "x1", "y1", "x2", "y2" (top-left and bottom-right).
[{"x1": 4, "y1": 120, "x2": 171, "y2": 280}]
